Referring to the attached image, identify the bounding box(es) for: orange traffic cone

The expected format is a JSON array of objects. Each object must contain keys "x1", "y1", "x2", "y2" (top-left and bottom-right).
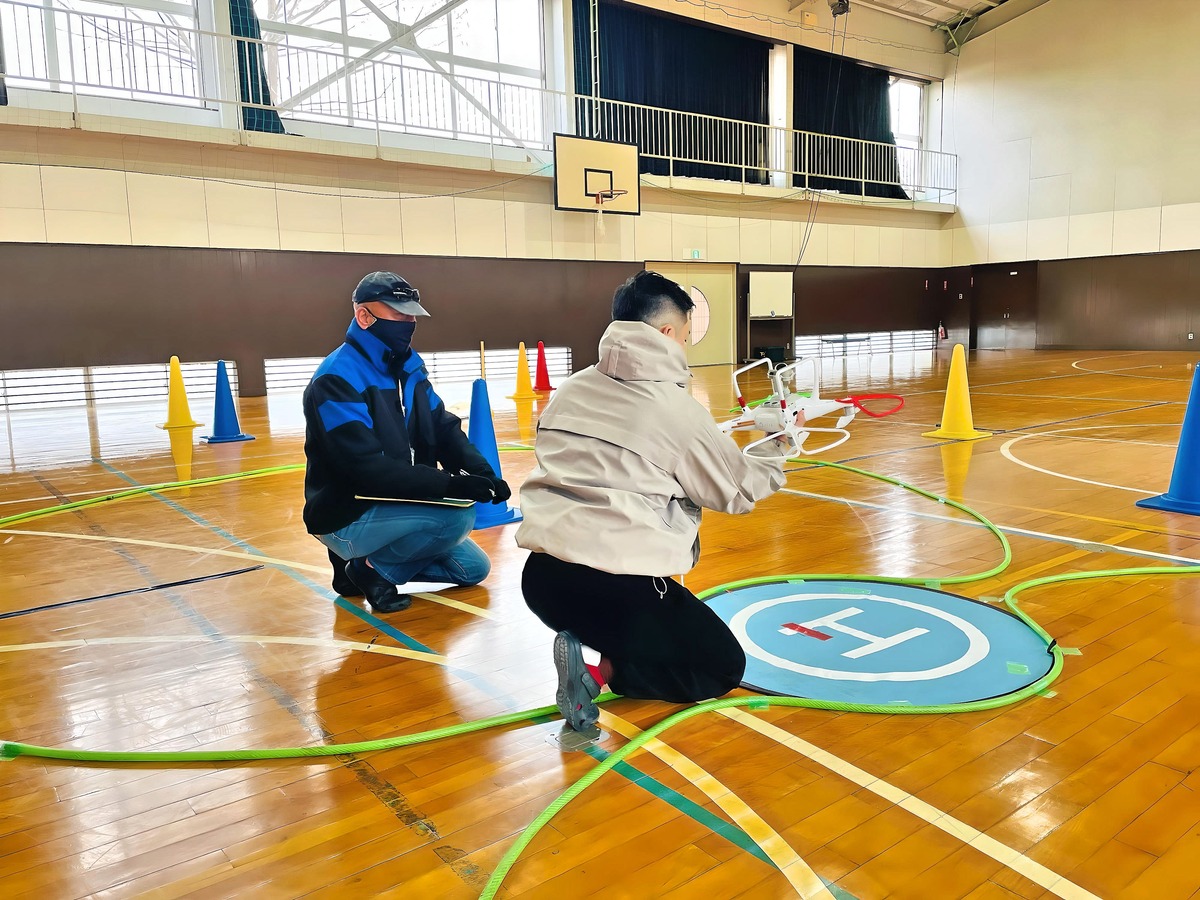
[{"x1": 534, "y1": 341, "x2": 555, "y2": 392}]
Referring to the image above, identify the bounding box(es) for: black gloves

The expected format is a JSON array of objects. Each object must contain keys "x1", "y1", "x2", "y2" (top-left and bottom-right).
[
  {"x1": 488, "y1": 477, "x2": 512, "y2": 503},
  {"x1": 445, "y1": 474, "x2": 511, "y2": 504},
  {"x1": 445, "y1": 474, "x2": 498, "y2": 502}
]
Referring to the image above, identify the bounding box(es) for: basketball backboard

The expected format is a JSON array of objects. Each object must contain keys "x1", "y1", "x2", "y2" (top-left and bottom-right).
[{"x1": 553, "y1": 134, "x2": 641, "y2": 215}]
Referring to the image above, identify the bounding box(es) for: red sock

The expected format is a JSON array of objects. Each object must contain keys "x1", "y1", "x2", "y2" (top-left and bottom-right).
[{"x1": 585, "y1": 657, "x2": 614, "y2": 688}]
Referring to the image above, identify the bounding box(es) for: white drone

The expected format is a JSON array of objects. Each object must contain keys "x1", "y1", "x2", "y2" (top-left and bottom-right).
[{"x1": 719, "y1": 355, "x2": 903, "y2": 456}]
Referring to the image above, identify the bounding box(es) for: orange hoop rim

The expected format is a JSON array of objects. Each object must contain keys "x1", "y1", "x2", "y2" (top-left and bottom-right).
[{"x1": 593, "y1": 189, "x2": 629, "y2": 205}]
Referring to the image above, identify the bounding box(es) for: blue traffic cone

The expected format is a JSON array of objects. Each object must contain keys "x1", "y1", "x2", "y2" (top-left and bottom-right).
[
  {"x1": 201, "y1": 360, "x2": 255, "y2": 444},
  {"x1": 1137, "y1": 366, "x2": 1200, "y2": 516},
  {"x1": 467, "y1": 378, "x2": 521, "y2": 529}
]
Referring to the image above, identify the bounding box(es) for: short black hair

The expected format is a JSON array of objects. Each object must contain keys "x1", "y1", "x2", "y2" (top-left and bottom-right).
[{"x1": 612, "y1": 270, "x2": 694, "y2": 325}]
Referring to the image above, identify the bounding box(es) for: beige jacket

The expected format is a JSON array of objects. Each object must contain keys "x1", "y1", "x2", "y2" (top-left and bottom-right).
[{"x1": 515, "y1": 321, "x2": 786, "y2": 576}]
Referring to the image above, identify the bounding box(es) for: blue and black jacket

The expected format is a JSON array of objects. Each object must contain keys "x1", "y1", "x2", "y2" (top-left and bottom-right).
[{"x1": 302, "y1": 322, "x2": 493, "y2": 535}]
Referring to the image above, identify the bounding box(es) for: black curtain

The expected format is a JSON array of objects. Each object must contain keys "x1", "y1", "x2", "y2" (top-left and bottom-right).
[
  {"x1": 792, "y1": 44, "x2": 906, "y2": 199},
  {"x1": 572, "y1": 0, "x2": 769, "y2": 183},
  {"x1": 229, "y1": 0, "x2": 284, "y2": 133}
]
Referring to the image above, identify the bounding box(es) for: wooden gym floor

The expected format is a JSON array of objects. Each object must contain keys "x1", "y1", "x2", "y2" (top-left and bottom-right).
[{"x1": 1, "y1": 348, "x2": 1198, "y2": 899}]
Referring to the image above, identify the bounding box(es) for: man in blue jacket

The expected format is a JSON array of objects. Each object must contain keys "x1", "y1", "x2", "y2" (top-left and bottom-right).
[{"x1": 304, "y1": 271, "x2": 510, "y2": 613}]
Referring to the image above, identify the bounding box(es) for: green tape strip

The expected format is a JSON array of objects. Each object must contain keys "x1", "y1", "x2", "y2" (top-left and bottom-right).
[
  {"x1": 1007, "y1": 662, "x2": 1030, "y2": 675},
  {"x1": 585, "y1": 746, "x2": 774, "y2": 867},
  {"x1": 1060, "y1": 647, "x2": 1082, "y2": 656}
]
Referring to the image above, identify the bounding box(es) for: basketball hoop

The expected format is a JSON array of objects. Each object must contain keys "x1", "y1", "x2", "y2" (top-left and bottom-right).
[{"x1": 593, "y1": 188, "x2": 628, "y2": 236}]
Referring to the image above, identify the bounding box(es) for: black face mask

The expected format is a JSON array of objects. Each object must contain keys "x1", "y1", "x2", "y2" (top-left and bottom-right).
[{"x1": 367, "y1": 317, "x2": 416, "y2": 357}]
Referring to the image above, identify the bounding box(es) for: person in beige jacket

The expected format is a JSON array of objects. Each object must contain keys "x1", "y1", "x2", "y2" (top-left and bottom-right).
[{"x1": 516, "y1": 271, "x2": 787, "y2": 731}]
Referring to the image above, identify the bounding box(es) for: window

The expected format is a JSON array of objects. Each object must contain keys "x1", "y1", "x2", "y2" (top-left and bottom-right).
[
  {"x1": 888, "y1": 76, "x2": 923, "y2": 150},
  {"x1": 251, "y1": 0, "x2": 547, "y2": 141},
  {"x1": 1, "y1": 0, "x2": 203, "y2": 104}
]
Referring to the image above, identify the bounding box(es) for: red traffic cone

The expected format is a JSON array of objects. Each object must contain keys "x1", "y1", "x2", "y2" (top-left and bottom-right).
[{"x1": 534, "y1": 341, "x2": 555, "y2": 392}]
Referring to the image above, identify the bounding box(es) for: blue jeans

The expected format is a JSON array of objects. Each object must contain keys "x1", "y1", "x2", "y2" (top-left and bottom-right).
[{"x1": 317, "y1": 502, "x2": 490, "y2": 587}]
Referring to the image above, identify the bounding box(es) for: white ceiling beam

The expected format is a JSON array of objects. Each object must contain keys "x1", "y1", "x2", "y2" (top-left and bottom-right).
[
  {"x1": 276, "y1": 0, "x2": 470, "y2": 112},
  {"x1": 851, "y1": 0, "x2": 943, "y2": 27}
]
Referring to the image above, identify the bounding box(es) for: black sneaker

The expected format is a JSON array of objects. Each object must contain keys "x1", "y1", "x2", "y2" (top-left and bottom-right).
[
  {"x1": 345, "y1": 559, "x2": 412, "y2": 613},
  {"x1": 329, "y1": 549, "x2": 363, "y2": 597},
  {"x1": 553, "y1": 631, "x2": 601, "y2": 731}
]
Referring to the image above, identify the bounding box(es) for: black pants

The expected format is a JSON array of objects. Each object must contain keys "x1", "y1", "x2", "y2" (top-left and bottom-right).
[{"x1": 522, "y1": 552, "x2": 746, "y2": 703}]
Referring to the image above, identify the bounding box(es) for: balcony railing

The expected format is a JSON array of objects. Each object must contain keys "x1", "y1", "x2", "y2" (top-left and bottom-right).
[{"x1": 0, "y1": 0, "x2": 956, "y2": 203}]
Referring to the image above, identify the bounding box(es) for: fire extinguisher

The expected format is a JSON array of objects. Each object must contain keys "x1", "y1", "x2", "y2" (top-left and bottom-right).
[{"x1": 937, "y1": 321, "x2": 947, "y2": 341}]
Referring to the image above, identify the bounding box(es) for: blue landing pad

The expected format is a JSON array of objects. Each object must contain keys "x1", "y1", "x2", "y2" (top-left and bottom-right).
[{"x1": 705, "y1": 579, "x2": 1053, "y2": 706}]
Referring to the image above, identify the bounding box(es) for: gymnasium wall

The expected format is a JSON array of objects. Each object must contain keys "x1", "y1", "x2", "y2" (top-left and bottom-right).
[
  {"x1": 944, "y1": 0, "x2": 1200, "y2": 266},
  {"x1": 0, "y1": 242, "x2": 642, "y2": 395},
  {"x1": 0, "y1": 121, "x2": 954, "y2": 386}
]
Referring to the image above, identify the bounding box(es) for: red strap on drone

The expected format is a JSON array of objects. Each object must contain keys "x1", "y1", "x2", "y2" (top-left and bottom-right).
[{"x1": 835, "y1": 393, "x2": 905, "y2": 418}]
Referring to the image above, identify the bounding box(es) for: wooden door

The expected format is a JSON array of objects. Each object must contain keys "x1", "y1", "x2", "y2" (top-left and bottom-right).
[{"x1": 647, "y1": 262, "x2": 737, "y2": 367}]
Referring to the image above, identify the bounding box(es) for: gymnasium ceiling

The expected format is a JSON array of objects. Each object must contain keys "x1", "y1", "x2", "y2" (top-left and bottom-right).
[
  {"x1": 850, "y1": 0, "x2": 1010, "y2": 27},
  {"x1": 789, "y1": 0, "x2": 1030, "y2": 30}
]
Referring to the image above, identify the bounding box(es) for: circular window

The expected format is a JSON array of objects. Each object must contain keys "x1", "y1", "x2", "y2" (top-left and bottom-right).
[{"x1": 690, "y1": 286, "x2": 711, "y2": 345}]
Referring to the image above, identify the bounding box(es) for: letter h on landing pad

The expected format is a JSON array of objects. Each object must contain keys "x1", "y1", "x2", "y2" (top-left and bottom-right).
[{"x1": 778, "y1": 607, "x2": 928, "y2": 659}]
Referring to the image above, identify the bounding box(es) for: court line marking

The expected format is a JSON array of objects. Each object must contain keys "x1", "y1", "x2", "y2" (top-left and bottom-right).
[
  {"x1": 719, "y1": 708, "x2": 1101, "y2": 900},
  {"x1": 776, "y1": 489, "x2": 1200, "y2": 567},
  {"x1": 972, "y1": 391, "x2": 1183, "y2": 405},
  {"x1": 96, "y1": 460, "x2": 437, "y2": 654},
  {"x1": 600, "y1": 710, "x2": 836, "y2": 898},
  {"x1": 829, "y1": 402, "x2": 1174, "y2": 469},
  {"x1": 999, "y1": 424, "x2": 1172, "y2": 496},
  {"x1": 0, "y1": 633, "x2": 447, "y2": 665},
  {"x1": 0, "y1": 528, "x2": 497, "y2": 620},
  {"x1": 1071, "y1": 355, "x2": 1193, "y2": 381}
]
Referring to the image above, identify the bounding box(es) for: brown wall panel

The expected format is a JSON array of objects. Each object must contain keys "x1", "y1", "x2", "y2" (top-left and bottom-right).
[
  {"x1": 792, "y1": 266, "x2": 942, "y2": 332},
  {"x1": 0, "y1": 245, "x2": 642, "y2": 394},
  {"x1": 736, "y1": 264, "x2": 944, "y2": 359},
  {"x1": 1037, "y1": 251, "x2": 1200, "y2": 350},
  {"x1": 939, "y1": 266, "x2": 973, "y2": 348},
  {"x1": 973, "y1": 261, "x2": 1039, "y2": 350}
]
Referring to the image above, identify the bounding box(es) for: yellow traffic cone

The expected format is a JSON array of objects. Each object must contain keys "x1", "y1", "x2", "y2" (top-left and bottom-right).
[
  {"x1": 923, "y1": 344, "x2": 991, "y2": 441},
  {"x1": 508, "y1": 342, "x2": 540, "y2": 401},
  {"x1": 159, "y1": 356, "x2": 201, "y2": 430}
]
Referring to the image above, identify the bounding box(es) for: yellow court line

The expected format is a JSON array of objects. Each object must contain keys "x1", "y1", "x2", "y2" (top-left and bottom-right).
[
  {"x1": 0, "y1": 528, "x2": 496, "y2": 619},
  {"x1": 599, "y1": 710, "x2": 835, "y2": 899},
  {"x1": 719, "y1": 708, "x2": 1100, "y2": 900},
  {"x1": 409, "y1": 592, "x2": 498, "y2": 620},
  {"x1": 0, "y1": 633, "x2": 447, "y2": 665}
]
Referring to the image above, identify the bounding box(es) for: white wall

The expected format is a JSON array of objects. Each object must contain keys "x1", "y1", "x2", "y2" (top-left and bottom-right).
[{"x1": 945, "y1": 0, "x2": 1200, "y2": 265}]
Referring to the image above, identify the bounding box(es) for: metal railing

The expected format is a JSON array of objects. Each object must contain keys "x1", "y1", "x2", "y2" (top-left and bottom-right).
[{"x1": 0, "y1": 0, "x2": 956, "y2": 202}]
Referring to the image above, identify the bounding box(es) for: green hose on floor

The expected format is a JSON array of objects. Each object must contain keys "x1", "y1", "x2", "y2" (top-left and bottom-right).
[{"x1": 1, "y1": 457, "x2": 1196, "y2": 900}]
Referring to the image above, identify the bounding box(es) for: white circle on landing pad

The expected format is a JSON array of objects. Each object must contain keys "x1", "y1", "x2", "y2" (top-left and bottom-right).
[
  {"x1": 706, "y1": 580, "x2": 1053, "y2": 706},
  {"x1": 729, "y1": 593, "x2": 988, "y2": 682}
]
